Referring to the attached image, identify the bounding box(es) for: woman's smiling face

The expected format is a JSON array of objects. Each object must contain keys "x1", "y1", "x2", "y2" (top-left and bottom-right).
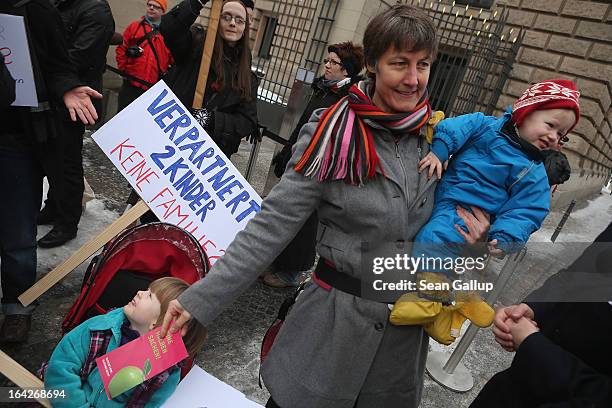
[{"x1": 369, "y1": 46, "x2": 432, "y2": 113}]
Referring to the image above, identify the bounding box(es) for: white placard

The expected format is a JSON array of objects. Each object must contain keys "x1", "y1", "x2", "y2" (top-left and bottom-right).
[
  {"x1": 161, "y1": 365, "x2": 264, "y2": 407},
  {"x1": 0, "y1": 14, "x2": 37, "y2": 107},
  {"x1": 92, "y1": 81, "x2": 262, "y2": 264}
]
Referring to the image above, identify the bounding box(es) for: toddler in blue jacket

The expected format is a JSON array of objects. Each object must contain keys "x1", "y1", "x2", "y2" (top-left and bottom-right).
[
  {"x1": 391, "y1": 79, "x2": 581, "y2": 344},
  {"x1": 44, "y1": 277, "x2": 207, "y2": 407}
]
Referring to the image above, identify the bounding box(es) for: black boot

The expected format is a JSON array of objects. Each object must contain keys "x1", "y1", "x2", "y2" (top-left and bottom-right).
[{"x1": 37, "y1": 225, "x2": 77, "y2": 248}]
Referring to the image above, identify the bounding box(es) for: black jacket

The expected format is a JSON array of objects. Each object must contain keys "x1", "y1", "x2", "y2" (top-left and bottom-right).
[
  {"x1": 272, "y1": 76, "x2": 357, "y2": 177},
  {"x1": 161, "y1": 0, "x2": 258, "y2": 156},
  {"x1": 0, "y1": 0, "x2": 82, "y2": 143},
  {"x1": 473, "y1": 221, "x2": 612, "y2": 408},
  {"x1": 55, "y1": 0, "x2": 115, "y2": 93},
  {"x1": 0, "y1": 55, "x2": 16, "y2": 108}
]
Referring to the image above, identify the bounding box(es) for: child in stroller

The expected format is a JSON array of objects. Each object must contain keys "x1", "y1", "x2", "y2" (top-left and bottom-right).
[
  {"x1": 44, "y1": 277, "x2": 208, "y2": 407},
  {"x1": 39, "y1": 223, "x2": 210, "y2": 406}
]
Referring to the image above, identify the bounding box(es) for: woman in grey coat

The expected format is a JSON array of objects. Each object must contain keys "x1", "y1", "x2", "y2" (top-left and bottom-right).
[{"x1": 161, "y1": 5, "x2": 491, "y2": 408}]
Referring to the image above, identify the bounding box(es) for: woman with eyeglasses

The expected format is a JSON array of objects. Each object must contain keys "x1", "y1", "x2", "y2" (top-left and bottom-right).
[
  {"x1": 161, "y1": 5, "x2": 492, "y2": 408},
  {"x1": 160, "y1": 0, "x2": 257, "y2": 158},
  {"x1": 265, "y1": 41, "x2": 365, "y2": 288},
  {"x1": 116, "y1": 0, "x2": 174, "y2": 110}
]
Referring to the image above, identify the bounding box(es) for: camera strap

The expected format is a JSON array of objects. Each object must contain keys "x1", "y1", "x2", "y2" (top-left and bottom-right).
[
  {"x1": 134, "y1": 20, "x2": 165, "y2": 78},
  {"x1": 105, "y1": 64, "x2": 153, "y2": 88},
  {"x1": 145, "y1": 32, "x2": 165, "y2": 77},
  {"x1": 133, "y1": 20, "x2": 158, "y2": 46}
]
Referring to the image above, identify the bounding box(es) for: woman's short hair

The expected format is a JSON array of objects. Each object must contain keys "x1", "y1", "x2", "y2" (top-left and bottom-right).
[
  {"x1": 363, "y1": 4, "x2": 438, "y2": 69},
  {"x1": 327, "y1": 41, "x2": 365, "y2": 78}
]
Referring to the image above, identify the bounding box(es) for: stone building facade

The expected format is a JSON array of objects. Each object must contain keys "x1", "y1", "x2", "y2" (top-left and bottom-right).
[{"x1": 495, "y1": 0, "x2": 611, "y2": 206}]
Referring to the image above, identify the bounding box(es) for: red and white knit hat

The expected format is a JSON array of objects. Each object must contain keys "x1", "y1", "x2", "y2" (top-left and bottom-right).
[{"x1": 512, "y1": 79, "x2": 581, "y2": 135}]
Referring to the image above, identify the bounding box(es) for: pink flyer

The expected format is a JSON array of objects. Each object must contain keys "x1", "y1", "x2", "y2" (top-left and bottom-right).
[{"x1": 96, "y1": 327, "x2": 188, "y2": 399}]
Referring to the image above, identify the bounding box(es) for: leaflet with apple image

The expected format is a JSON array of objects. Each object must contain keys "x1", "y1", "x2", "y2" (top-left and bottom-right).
[{"x1": 96, "y1": 327, "x2": 188, "y2": 399}]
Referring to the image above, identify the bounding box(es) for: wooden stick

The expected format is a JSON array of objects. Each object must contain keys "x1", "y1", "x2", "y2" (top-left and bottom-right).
[
  {"x1": 192, "y1": 0, "x2": 223, "y2": 108},
  {"x1": 19, "y1": 201, "x2": 149, "y2": 307},
  {"x1": 0, "y1": 349, "x2": 51, "y2": 408}
]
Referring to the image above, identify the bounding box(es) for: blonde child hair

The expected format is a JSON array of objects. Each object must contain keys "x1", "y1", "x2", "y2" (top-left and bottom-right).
[{"x1": 150, "y1": 277, "x2": 208, "y2": 359}]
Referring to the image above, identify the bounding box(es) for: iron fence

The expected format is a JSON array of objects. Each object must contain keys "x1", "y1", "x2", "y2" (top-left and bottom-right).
[
  {"x1": 252, "y1": 0, "x2": 339, "y2": 106},
  {"x1": 401, "y1": 0, "x2": 524, "y2": 117}
]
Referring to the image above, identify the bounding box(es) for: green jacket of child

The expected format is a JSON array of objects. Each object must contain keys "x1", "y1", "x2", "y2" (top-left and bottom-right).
[{"x1": 44, "y1": 308, "x2": 180, "y2": 407}]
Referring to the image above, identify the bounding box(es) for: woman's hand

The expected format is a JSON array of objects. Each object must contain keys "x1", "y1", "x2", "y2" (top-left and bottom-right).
[
  {"x1": 455, "y1": 205, "x2": 490, "y2": 244},
  {"x1": 418, "y1": 152, "x2": 443, "y2": 180},
  {"x1": 160, "y1": 299, "x2": 192, "y2": 337}
]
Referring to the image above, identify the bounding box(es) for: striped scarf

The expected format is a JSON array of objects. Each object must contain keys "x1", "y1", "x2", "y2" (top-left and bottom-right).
[{"x1": 294, "y1": 80, "x2": 431, "y2": 185}]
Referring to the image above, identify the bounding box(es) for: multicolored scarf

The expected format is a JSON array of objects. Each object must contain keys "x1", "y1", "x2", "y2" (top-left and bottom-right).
[{"x1": 294, "y1": 80, "x2": 432, "y2": 185}]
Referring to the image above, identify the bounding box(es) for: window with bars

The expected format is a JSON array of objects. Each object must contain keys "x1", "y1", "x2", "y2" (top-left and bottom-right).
[
  {"x1": 429, "y1": 50, "x2": 469, "y2": 114},
  {"x1": 258, "y1": 16, "x2": 278, "y2": 59}
]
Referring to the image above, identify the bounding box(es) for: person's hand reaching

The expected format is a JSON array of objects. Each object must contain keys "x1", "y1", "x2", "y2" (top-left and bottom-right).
[
  {"x1": 160, "y1": 299, "x2": 192, "y2": 337},
  {"x1": 63, "y1": 86, "x2": 102, "y2": 125}
]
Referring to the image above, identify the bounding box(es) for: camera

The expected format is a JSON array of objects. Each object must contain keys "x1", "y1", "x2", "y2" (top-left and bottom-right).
[{"x1": 126, "y1": 45, "x2": 143, "y2": 58}]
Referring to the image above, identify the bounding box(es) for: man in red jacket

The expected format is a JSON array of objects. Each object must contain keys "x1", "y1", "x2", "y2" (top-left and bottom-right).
[{"x1": 116, "y1": 0, "x2": 173, "y2": 110}]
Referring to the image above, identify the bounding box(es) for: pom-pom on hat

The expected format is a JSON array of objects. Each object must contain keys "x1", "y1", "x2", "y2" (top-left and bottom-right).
[{"x1": 512, "y1": 79, "x2": 581, "y2": 135}]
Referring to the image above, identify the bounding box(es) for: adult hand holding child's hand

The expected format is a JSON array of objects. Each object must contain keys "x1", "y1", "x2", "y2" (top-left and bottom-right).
[{"x1": 161, "y1": 299, "x2": 192, "y2": 337}]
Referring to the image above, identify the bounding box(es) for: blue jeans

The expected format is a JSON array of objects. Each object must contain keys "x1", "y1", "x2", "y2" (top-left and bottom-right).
[{"x1": 0, "y1": 147, "x2": 39, "y2": 315}]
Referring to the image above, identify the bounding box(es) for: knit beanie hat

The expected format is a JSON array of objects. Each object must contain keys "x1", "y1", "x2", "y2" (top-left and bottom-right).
[
  {"x1": 150, "y1": 0, "x2": 167, "y2": 12},
  {"x1": 512, "y1": 79, "x2": 581, "y2": 135}
]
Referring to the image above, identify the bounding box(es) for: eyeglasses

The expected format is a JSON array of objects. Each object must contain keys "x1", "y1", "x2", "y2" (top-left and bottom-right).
[
  {"x1": 221, "y1": 13, "x2": 246, "y2": 26},
  {"x1": 146, "y1": 3, "x2": 162, "y2": 11},
  {"x1": 323, "y1": 58, "x2": 343, "y2": 67}
]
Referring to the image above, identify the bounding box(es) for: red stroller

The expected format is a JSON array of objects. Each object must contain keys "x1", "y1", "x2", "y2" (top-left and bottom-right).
[{"x1": 62, "y1": 222, "x2": 209, "y2": 377}]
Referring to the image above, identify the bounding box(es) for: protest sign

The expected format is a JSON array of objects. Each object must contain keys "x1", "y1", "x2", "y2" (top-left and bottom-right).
[
  {"x1": 161, "y1": 365, "x2": 263, "y2": 407},
  {"x1": 0, "y1": 14, "x2": 37, "y2": 107},
  {"x1": 92, "y1": 81, "x2": 262, "y2": 264}
]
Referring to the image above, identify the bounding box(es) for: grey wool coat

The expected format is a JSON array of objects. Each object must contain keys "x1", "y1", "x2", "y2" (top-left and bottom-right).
[{"x1": 179, "y1": 108, "x2": 438, "y2": 408}]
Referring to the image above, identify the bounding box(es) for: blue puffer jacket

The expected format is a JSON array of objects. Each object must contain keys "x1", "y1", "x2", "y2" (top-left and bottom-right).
[
  {"x1": 44, "y1": 308, "x2": 180, "y2": 408},
  {"x1": 429, "y1": 110, "x2": 550, "y2": 252}
]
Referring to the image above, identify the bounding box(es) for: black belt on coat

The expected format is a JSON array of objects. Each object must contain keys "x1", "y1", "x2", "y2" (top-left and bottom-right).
[{"x1": 313, "y1": 258, "x2": 362, "y2": 297}]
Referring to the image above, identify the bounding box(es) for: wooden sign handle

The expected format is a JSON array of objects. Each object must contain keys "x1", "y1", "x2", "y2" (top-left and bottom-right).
[
  {"x1": 19, "y1": 201, "x2": 149, "y2": 307},
  {"x1": 0, "y1": 349, "x2": 51, "y2": 408},
  {"x1": 193, "y1": 0, "x2": 223, "y2": 108}
]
